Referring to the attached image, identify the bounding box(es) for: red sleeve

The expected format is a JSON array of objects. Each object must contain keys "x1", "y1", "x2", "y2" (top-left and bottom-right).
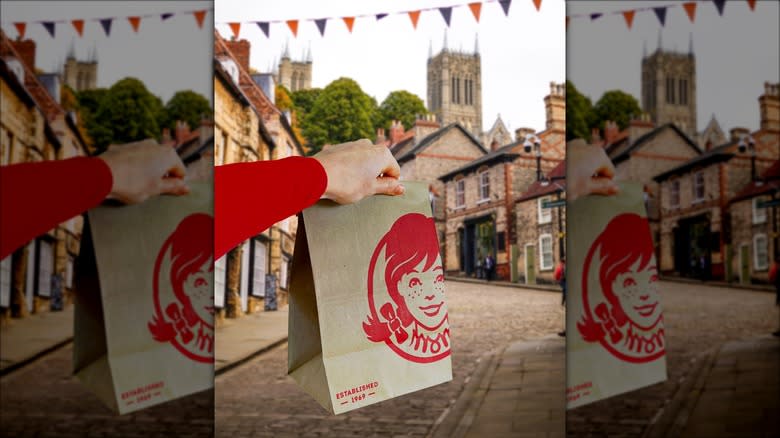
[
  {"x1": 214, "y1": 156, "x2": 327, "y2": 260},
  {"x1": 1, "y1": 157, "x2": 113, "y2": 259}
]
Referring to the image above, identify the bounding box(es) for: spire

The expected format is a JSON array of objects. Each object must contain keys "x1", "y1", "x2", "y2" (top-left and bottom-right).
[
  {"x1": 688, "y1": 32, "x2": 694, "y2": 57},
  {"x1": 442, "y1": 29, "x2": 448, "y2": 52},
  {"x1": 306, "y1": 41, "x2": 312, "y2": 63},
  {"x1": 474, "y1": 34, "x2": 480, "y2": 55},
  {"x1": 67, "y1": 39, "x2": 76, "y2": 60},
  {"x1": 428, "y1": 39, "x2": 433, "y2": 59},
  {"x1": 282, "y1": 40, "x2": 290, "y2": 59},
  {"x1": 656, "y1": 29, "x2": 662, "y2": 53},
  {"x1": 642, "y1": 39, "x2": 647, "y2": 58}
]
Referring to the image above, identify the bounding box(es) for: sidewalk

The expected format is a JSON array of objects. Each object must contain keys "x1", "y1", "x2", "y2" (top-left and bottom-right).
[
  {"x1": 0, "y1": 306, "x2": 74, "y2": 375},
  {"x1": 214, "y1": 306, "x2": 289, "y2": 374}
]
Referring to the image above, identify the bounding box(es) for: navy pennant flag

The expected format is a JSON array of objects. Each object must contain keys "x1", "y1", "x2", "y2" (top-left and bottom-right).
[
  {"x1": 653, "y1": 7, "x2": 667, "y2": 26},
  {"x1": 590, "y1": 12, "x2": 603, "y2": 21},
  {"x1": 42, "y1": 21, "x2": 55, "y2": 38},
  {"x1": 256, "y1": 22, "x2": 270, "y2": 38},
  {"x1": 713, "y1": 0, "x2": 727, "y2": 16},
  {"x1": 315, "y1": 18, "x2": 327, "y2": 36},
  {"x1": 376, "y1": 13, "x2": 388, "y2": 21},
  {"x1": 439, "y1": 7, "x2": 453, "y2": 27},
  {"x1": 100, "y1": 18, "x2": 113, "y2": 36},
  {"x1": 161, "y1": 13, "x2": 174, "y2": 21},
  {"x1": 499, "y1": 0, "x2": 512, "y2": 17}
]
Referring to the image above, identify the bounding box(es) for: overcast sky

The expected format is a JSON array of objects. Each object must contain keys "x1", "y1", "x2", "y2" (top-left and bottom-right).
[
  {"x1": 0, "y1": 1, "x2": 213, "y2": 103},
  {"x1": 567, "y1": 0, "x2": 779, "y2": 133},
  {"x1": 215, "y1": 0, "x2": 566, "y2": 135}
]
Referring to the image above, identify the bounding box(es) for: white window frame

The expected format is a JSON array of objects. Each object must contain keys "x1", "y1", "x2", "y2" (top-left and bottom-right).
[
  {"x1": 670, "y1": 180, "x2": 680, "y2": 208},
  {"x1": 753, "y1": 233, "x2": 768, "y2": 271},
  {"x1": 240, "y1": 241, "x2": 250, "y2": 312},
  {"x1": 214, "y1": 255, "x2": 227, "y2": 308},
  {"x1": 538, "y1": 197, "x2": 552, "y2": 224},
  {"x1": 455, "y1": 179, "x2": 465, "y2": 209},
  {"x1": 693, "y1": 171, "x2": 705, "y2": 202},
  {"x1": 752, "y1": 198, "x2": 767, "y2": 224},
  {"x1": 478, "y1": 170, "x2": 490, "y2": 203},
  {"x1": 251, "y1": 239, "x2": 267, "y2": 298},
  {"x1": 539, "y1": 234, "x2": 554, "y2": 271}
]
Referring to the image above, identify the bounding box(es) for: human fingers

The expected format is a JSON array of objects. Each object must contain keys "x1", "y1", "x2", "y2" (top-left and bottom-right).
[
  {"x1": 159, "y1": 177, "x2": 190, "y2": 196},
  {"x1": 587, "y1": 179, "x2": 620, "y2": 196},
  {"x1": 373, "y1": 176, "x2": 405, "y2": 197},
  {"x1": 376, "y1": 147, "x2": 401, "y2": 179},
  {"x1": 161, "y1": 148, "x2": 187, "y2": 179}
]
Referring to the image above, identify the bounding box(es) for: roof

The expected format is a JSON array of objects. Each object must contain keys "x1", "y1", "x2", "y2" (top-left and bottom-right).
[
  {"x1": 653, "y1": 140, "x2": 736, "y2": 182},
  {"x1": 516, "y1": 161, "x2": 566, "y2": 203},
  {"x1": 730, "y1": 160, "x2": 780, "y2": 203},
  {"x1": 0, "y1": 56, "x2": 36, "y2": 108},
  {"x1": 180, "y1": 136, "x2": 215, "y2": 165},
  {"x1": 397, "y1": 123, "x2": 487, "y2": 165},
  {"x1": 439, "y1": 141, "x2": 519, "y2": 182},
  {"x1": 608, "y1": 123, "x2": 701, "y2": 164}
]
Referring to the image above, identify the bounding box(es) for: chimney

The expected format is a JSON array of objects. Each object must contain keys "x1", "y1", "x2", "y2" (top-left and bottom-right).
[
  {"x1": 223, "y1": 39, "x2": 251, "y2": 73},
  {"x1": 604, "y1": 121, "x2": 620, "y2": 145},
  {"x1": 515, "y1": 127, "x2": 535, "y2": 142},
  {"x1": 389, "y1": 120, "x2": 406, "y2": 144},
  {"x1": 759, "y1": 81, "x2": 780, "y2": 132},
  {"x1": 10, "y1": 39, "x2": 36, "y2": 70},
  {"x1": 413, "y1": 114, "x2": 440, "y2": 141},
  {"x1": 729, "y1": 127, "x2": 750, "y2": 142},
  {"x1": 175, "y1": 120, "x2": 190, "y2": 144},
  {"x1": 376, "y1": 128, "x2": 386, "y2": 145},
  {"x1": 628, "y1": 113, "x2": 654, "y2": 142},
  {"x1": 490, "y1": 140, "x2": 500, "y2": 151},
  {"x1": 544, "y1": 81, "x2": 566, "y2": 132}
]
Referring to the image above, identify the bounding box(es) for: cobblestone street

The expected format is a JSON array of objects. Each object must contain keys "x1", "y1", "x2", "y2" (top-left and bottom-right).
[
  {"x1": 567, "y1": 281, "x2": 777, "y2": 437},
  {"x1": 214, "y1": 281, "x2": 565, "y2": 438},
  {"x1": 0, "y1": 345, "x2": 213, "y2": 438}
]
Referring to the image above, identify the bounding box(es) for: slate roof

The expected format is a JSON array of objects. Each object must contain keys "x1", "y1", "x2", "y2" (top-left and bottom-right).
[
  {"x1": 396, "y1": 123, "x2": 487, "y2": 165},
  {"x1": 438, "y1": 141, "x2": 518, "y2": 182},
  {"x1": 516, "y1": 161, "x2": 566, "y2": 203},
  {"x1": 608, "y1": 123, "x2": 701, "y2": 164}
]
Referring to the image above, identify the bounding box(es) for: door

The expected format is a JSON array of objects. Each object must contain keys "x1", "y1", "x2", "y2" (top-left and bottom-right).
[
  {"x1": 239, "y1": 241, "x2": 250, "y2": 312},
  {"x1": 251, "y1": 240, "x2": 267, "y2": 297},
  {"x1": 464, "y1": 224, "x2": 476, "y2": 276},
  {"x1": 739, "y1": 244, "x2": 750, "y2": 284},
  {"x1": 525, "y1": 244, "x2": 536, "y2": 285}
]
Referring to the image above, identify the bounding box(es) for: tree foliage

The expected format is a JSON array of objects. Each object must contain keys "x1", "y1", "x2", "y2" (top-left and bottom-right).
[
  {"x1": 291, "y1": 88, "x2": 321, "y2": 115},
  {"x1": 163, "y1": 90, "x2": 212, "y2": 132},
  {"x1": 592, "y1": 90, "x2": 642, "y2": 132},
  {"x1": 565, "y1": 81, "x2": 593, "y2": 141},
  {"x1": 275, "y1": 84, "x2": 294, "y2": 111},
  {"x1": 377, "y1": 90, "x2": 427, "y2": 132}
]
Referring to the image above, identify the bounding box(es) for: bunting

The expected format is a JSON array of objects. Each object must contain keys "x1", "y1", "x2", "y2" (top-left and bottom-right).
[
  {"x1": 653, "y1": 7, "x2": 667, "y2": 27},
  {"x1": 532, "y1": 0, "x2": 542, "y2": 12},
  {"x1": 161, "y1": 13, "x2": 174, "y2": 21},
  {"x1": 193, "y1": 10, "x2": 207, "y2": 29},
  {"x1": 100, "y1": 19, "x2": 112, "y2": 37},
  {"x1": 376, "y1": 13, "x2": 388, "y2": 21},
  {"x1": 682, "y1": 2, "x2": 697, "y2": 23},
  {"x1": 229, "y1": 22, "x2": 241, "y2": 39},
  {"x1": 468, "y1": 3, "x2": 482, "y2": 23},
  {"x1": 127, "y1": 16, "x2": 141, "y2": 33},
  {"x1": 622, "y1": 10, "x2": 635, "y2": 30},
  {"x1": 71, "y1": 19, "x2": 84, "y2": 37},
  {"x1": 342, "y1": 17, "x2": 355, "y2": 33},
  {"x1": 499, "y1": 0, "x2": 512, "y2": 17},
  {"x1": 257, "y1": 22, "x2": 270, "y2": 38},
  {"x1": 408, "y1": 10, "x2": 421, "y2": 30},
  {"x1": 314, "y1": 19, "x2": 327, "y2": 36},
  {"x1": 13, "y1": 22, "x2": 26, "y2": 39},
  {"x1": 439, "y1": 7, "x2": 453, "y2": 27},
  {"x1": 746, "y1": 0, "x2": 756, "y2": 11},
  {"x1": 42, "y1": 22, "x2": 55, "y2": 38},
  {"x1": 287, "y1": 20, "x2": 298, "y2": 37},
  {"x1": 713, "y1": 0, "x2": 727, "y2": 16}
]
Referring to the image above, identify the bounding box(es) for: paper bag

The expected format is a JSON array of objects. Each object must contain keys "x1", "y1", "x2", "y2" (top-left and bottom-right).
[
  {"x1": 288, "y1": 181, "x2": 452, "y2": 414},
  {"x1": 566, "y1": 182, "x2": 667, "y2": 409},
  {"x1": 74, "y1": 182, "x2": 213, "y2": 414}
]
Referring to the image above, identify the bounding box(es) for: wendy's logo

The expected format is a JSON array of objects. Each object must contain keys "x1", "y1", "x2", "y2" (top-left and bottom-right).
[
  {"x1": 362, "y1": 213, "x2": 450, "y2": 363},
  {"x1": 576, "y1": 213, "x2": 665, "y2": 363},
  {"x1": 148, "y1": 213, "x2": 214, "y2": 363}
]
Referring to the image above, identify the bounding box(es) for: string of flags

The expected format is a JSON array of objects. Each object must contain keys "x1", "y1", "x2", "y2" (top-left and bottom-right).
[
  {"x1": 566, "y1": 0, "x2": 758, "y2": 30},
  {"x1": 4, "y1": 8, "x2": 213, "y2": 39},
  {"x1": 217, "y1": 0, "x2": 544, "y2": 40}
]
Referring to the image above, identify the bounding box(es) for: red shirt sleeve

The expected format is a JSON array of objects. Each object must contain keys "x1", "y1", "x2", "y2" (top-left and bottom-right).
[
  {"x1": 1, "y1": 157, "x2": 113, "y2": 259},
  {"x1": 214, "y1": 156, "x2": 327, "y2": 260}
]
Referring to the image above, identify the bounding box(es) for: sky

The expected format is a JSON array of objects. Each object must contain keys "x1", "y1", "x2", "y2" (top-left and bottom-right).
[
  {"x1": 0, "y1": 1, "x2": 213, "y2": 103},
  {"x1": 215, "y1": 0, "x2": 566, "y2": 135},
  {"x1": 567, "y1": 0, "x2": 779, "y2": 133}
]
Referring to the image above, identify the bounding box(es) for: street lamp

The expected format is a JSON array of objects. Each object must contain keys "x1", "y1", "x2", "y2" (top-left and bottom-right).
[{"x1": 524, "y1": 134, "x2": 542, "y2": 182}]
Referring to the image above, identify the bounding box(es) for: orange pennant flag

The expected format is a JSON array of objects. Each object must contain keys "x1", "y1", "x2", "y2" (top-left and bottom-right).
[
  {"x1": 287, "y1": 20, "x2": 298, "y2": 37},
  {"x1": 128, "y1": 16, "x2": 141, "y2": 33},
  {"x1": 193, "y1": 10, "x2": 207, "y2": 29},
  {"x1": 682, "y1": 2, "x2": 697, "y2": 23},
  {"x1": 72, "y1": 19, "x2": 84, "y2": 37},
  {"x1": 14, "y1": 22, "x2": 26, "y2": 39},
  {"x1": 228, "y1": 22, "x2": 241, "y2": 39},
  {"x1": 746, "y1": 0, "x2": 756, "y2": 11},
  {"x1": 532, "y1": 0, "x2": 542, "y2": 12},
  {"x1": 622, "y1": 10, "x2": 636, "y2": 29},
  {"x1": 468, "y1": 2, "x2": 482, "y2": 22},
  {"x1": 408, "y1": 10, "x2": 421, "y2": 29},
  {"x1": 342, "y1": 17, "x2": 355, "y2": 33}
]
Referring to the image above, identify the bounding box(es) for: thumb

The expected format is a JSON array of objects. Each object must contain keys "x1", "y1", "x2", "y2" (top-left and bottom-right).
[
  {"x1": 374, "y1": 177, "x2": 404, "y2": 196},
  {"x1": 159, "y1": 177, "x2": 190, "y2": 196},
  {"x1": 587, "y1": 179, "x2": 619, "y2": 197}
]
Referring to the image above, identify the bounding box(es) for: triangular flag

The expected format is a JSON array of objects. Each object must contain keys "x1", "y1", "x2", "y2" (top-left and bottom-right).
[
  {"x1": 713, "y1": 0, "x2": 726, "y2": 16},
  {"x1": 682, "y1": 2, "x2": 697, "y2": 23},
  {"x1": 622, "y1": 10, "x2": 636, "y2": 30},
  {"x1": 653, "y1": 7, "x2": 667, "y2": 26},
  {"x1": 314, "y1": 19, "x2": 327, "y2": 36},
  {"x1": 439, "y1": 7, "x2": 453, "y2": 27},
  {"x1": 100, "y1": 18, "x2": 113, "y2": 36},
  {"x1": 499, "y1": 0, "x2": 512, "y2": 16},
  {"x1": 128, "y1": 16, "x2": 141, "y2": 33},
  {"x1": 72, "y1": 19, "x2": 84, "y2": 37},
  {"x1": 42, "y1": 22, "x2": 55, "y2": 38},
  {"x1": 532, "y1": 0, "x2": 542, "y2": 12},
  {"x1": 342, "y1": 17, "x2": 355, "y2": 33},
  {"x1": 376, "y1": 13, "x2": 388, "y2": 21},
  {"x1": 161, "y1": 13, "x2": 174, "y2": 21},
  {"x1": 746, "y1": 0, "x2": 756, "y2": 11},
  {"x1": 256, "y1": 22, "x2": 270, "y2": 38},
  {"x1": 287, "y1": 20, "x2": 299, "y2": 37},
  {"x1": 468, "y1": 3, "x2": 482, "y2": 22},
  {"x1": 408, "y1": 10, "x2": 421, "y2": 29},
  {"x1": 590, "y1": 13, "x2": 603, "y2": 21},
  {"x1": 13, "y1": 22, "x2": 26, "y2": 39},
  {"x1": 228, "y1": 22, "x2": 241, "y2": 39},
  {"x1": 193, "y1": 10, "x2": 206, "y2": 28}
]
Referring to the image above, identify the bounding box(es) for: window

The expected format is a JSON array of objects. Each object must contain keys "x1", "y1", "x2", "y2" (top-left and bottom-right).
[
  {"x1": 679, "y1": 79, "x2": 688, "y2": 105},
  {"x1": 754, "y1": 234, "x2": 768, "y2": 271},
  {"x1": 752, "y1": 197, "x2": 767, "y2": 224},
  {"x1": 280, "y1": 255, "x2": 290, "y2": 289},
  {"x1": 250, "y1": 240, "x2": 267, "y2": 297},
  {"x1": 0, "y1": 256, "x2": 11, "y2": 308},
  {"x1": 455, "y1": 179, "x2": 465, "y2": 208},
  {"x1": 693, "y1": 171, "x2": 705, "y2": 201},
  {"x1": 538, "y1": 197, "x2": 552, "y2": 224},
  {"x1": 214, "y1": 255, "x2": 227, "y2": 308},
  {"x1": 478, "y1": 170, "x2": 490, "y2": 202},
  {"x1": 666, "y1": 77, "x2": 675, "y2": 104},
  {"x1": 36, "y1": 240, "x2": 53, "y2": 298},
  {"x1": 497, "y1": 232, "x2": 506, "y2": 252},
  {"x1": 539, "y1": 234, "x2": 554, "y2": 271},
  {"x1": 451, "y1": 77, "x2": 457, "y2": 102},
  {"x1": 670, "y1": 180, "x2": 680, "y2": 208}
]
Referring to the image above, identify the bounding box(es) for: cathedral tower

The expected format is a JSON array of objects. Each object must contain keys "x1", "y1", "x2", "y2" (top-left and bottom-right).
[
  {"x1": 427, "y1": 34, "x2": 482, "y2": 135},
  {"x1": 276, "y1": 42, "x2": 312, "y2": 92}
]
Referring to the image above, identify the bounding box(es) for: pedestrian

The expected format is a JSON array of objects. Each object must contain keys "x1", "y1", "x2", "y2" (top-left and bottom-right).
[
  {"x1": 769, "y1": 257, "x2": 780, "y2": 337},
  {"x1": 700, "y1": 254, "x2": 708, "y2": 281},
  {"x1": 485, "y1": 254, "x2": 495, "y2": 282},
  {"x1": 555, "y1": 256, "x2": 566, "y2": 337}
]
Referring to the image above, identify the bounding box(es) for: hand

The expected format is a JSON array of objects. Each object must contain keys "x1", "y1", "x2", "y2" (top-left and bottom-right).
[
  {"x1": 313, "y1": 139, "x2": 404, "y2": 204},
  {"x1": 567, "y1": 138, "x2": 619, "y2": 201},
  {"x1": 98, "y1": 139, "x2": 189, "y2": 204}
]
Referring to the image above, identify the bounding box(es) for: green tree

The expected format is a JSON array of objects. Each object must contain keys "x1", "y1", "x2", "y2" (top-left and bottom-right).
[
  {"x1": 565, "y1": 81, "x2": 594, "y2": 141},
  {"x1": 592, "y1": 90, "x2": 642, "y2": 132},
  {"x1": 275, "y1": 84, "x2": 294, "y2": 111},
  {"x1": 163, "y1": 90, "x2": 212, "y2": 132},
  {"x1": 291, "y1": 88, "x2": 322, "y2": 115},
  {"x1": 377, "y1": 90, "x2": 428, "y2": 132},
  {"x1": 301, "y1": 78, "x2": 377, "y2": 154}
]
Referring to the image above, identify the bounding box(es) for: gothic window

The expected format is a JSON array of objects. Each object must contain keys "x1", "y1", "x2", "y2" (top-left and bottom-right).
[
  {"x1": 679, "y1": 79, "x2": 688, "y2": 105},
  {"x1": 452, "y1": 77, "x2": 457, "y2": 102},
  {"x1": 291, "y1": 72, "x2": 298, "y2": 91},
  {"x1": 666, "y1": 77, "x2": 676, "y2": 104},
  {"x1": 297, "y1": 74, "x2": 304, "y2": 91}
]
